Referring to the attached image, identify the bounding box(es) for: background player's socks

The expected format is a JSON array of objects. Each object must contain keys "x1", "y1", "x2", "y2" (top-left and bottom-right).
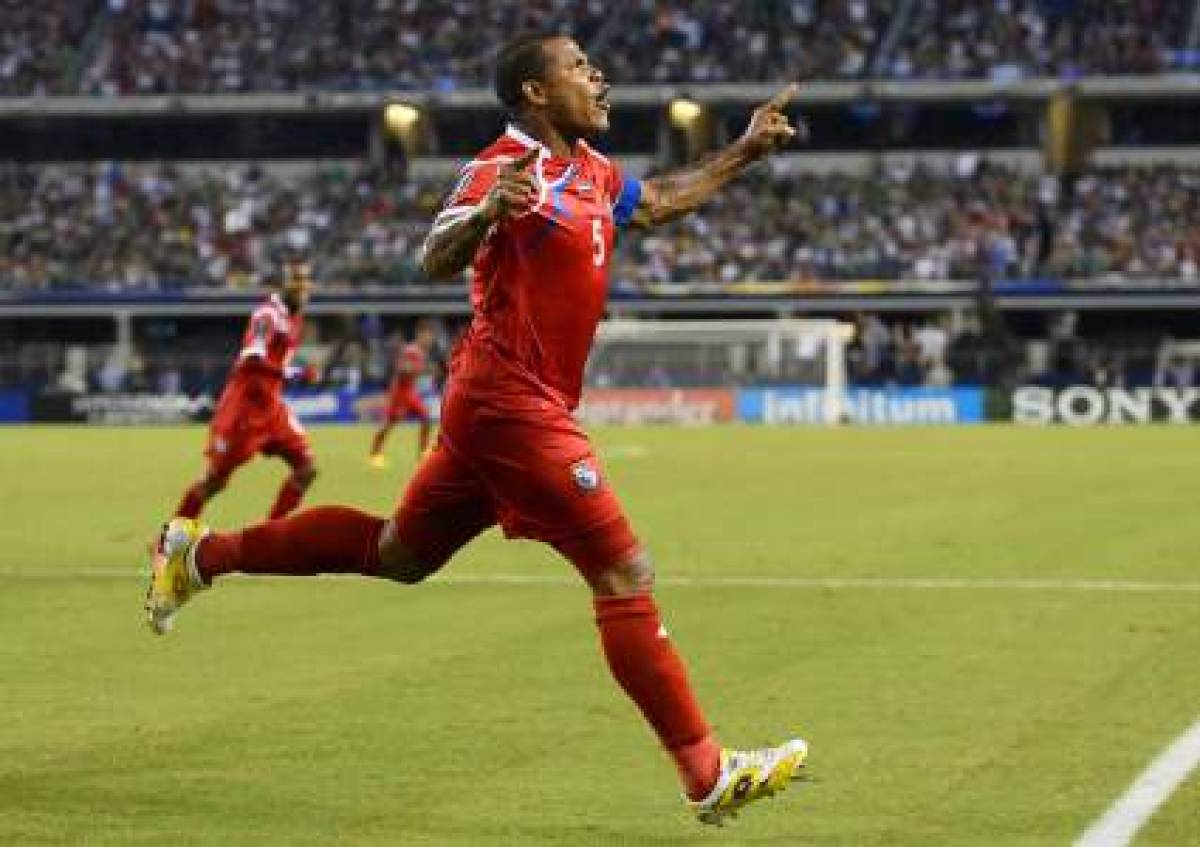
[
  {"x1": 176, "y1": 483, "x2": 207, "y2": 519},
  {"x1": 268, "y1": 477, "x2": 307, "y2": 519},
  {"x1": 594, "y1": 593, "x2": 722, "y2": 800},
  {"x1": 196, "y1": 506, "x2": 384, "y2": 582}
]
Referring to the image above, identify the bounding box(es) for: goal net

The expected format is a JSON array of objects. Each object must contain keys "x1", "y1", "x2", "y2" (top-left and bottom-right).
[{"x1": 586, "y1": 319, "x2": 855, "y2": 424}]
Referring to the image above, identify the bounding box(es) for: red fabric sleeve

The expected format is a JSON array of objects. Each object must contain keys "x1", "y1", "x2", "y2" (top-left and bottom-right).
[{"x1": 442, "y1": 161, "x2": 501, "y2": 211}]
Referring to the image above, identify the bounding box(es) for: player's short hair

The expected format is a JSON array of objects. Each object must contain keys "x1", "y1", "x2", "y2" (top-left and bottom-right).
[{"x1": 494, "y1": 33, "x2": 558, "y2": 110}]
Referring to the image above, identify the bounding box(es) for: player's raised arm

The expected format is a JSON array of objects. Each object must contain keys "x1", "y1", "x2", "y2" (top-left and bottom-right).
[
  {"x1": 630, "y1": 83, "x2": 805, "y2": 229},
  {"x1": 420, "y1": 147, "x2": 540, "y2": 280}
]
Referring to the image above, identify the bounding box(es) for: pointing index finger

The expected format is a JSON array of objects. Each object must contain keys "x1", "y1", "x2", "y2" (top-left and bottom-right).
[{"x1": 766, "y1": 82, "x2": 801, "y2": 112}]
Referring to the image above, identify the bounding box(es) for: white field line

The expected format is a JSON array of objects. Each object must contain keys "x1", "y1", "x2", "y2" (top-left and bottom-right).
[
  {"x1": 4, "y1": 568, "x2": 1200, "y2": 593},
  {"x1": 1075, "y1": 716, "x2": 1200, "y2": 847}
]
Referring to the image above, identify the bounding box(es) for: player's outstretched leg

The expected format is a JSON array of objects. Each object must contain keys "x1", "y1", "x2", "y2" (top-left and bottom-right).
[
  {"x1": 143, "y1": 506, "x2": 394, "y2": 634},
  {"x1": 581, "y1": 546, "x2": 808, "y2": 825}
]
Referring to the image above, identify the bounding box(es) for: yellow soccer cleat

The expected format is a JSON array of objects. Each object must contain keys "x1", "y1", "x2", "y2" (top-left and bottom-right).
[
  {"x1": 689, "y1": 738, "x2": 809, "y2": 826},
  {"x1": 144, "y1": 517, "x2": 209, "y2": 635},
  {"x1": 368, "y1": 453, "x2": 390, "y2": 470}
]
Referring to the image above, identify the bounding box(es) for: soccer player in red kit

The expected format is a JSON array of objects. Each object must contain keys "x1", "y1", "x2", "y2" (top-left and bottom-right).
[
  {"x1": 147, "y1": 34, "x2": 806, "y2": 825},
  {"x1": 368, "y1": 320, "x2": 436, "y2": 467},
  {"x1": 173, "y1": 267, "x2": 317, "y2": 521}
]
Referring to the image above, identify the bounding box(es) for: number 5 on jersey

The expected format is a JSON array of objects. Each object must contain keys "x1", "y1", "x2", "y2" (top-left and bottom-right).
[{"x1": 592, "y1": 217, "x2": 605, "y2": 267}]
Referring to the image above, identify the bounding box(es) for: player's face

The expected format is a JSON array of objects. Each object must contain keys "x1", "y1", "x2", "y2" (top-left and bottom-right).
[
  {"x1": 539, "y1": 37, "x2": 610, "y2": 138},
  {"x1": 283, "y1": 276, "x2": 312, "y2": 313}
]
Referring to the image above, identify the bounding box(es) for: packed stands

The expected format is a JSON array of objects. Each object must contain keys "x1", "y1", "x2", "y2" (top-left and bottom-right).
[
  {"x1": 620, "y1": 161, "x2": 1200, "y2": 288},
  {"x1": 2, "y1": 159, "x2": 1197, "y2": 293},
  {"x1": 0, "y1": 161, "x2": 448, "y2": 291},
  {"x1": 0, "y1": 0, "x2": 100, "y2": 96},
  {"x1": 5, "y1": 0, "x2": 1198, "y2": 96},
  {"x1": 890, "y1": 0, "x2": 1197, "y2": 80}
]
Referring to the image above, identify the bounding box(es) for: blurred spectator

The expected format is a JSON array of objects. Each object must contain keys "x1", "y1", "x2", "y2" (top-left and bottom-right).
[{"x1": 0, "y1": 0, "x2": 97, "y2": 95}]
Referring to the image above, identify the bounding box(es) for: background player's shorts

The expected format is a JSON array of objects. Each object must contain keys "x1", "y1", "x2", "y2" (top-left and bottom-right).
[
  {"x1": 384, "y1": 384, "x2": 429, "y2": 423},
  {"x1": 206, "y1": 388, "x2": 313, "y2": 478},
  {"x1": 393, "y1": 383, "x2": 638, "y2": 574}
]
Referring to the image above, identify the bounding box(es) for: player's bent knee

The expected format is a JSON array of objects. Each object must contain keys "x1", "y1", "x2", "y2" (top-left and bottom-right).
[
  {"x1": 377, "y1": 520, "x2": 441, "y2": 584},
  {"x1": 588, "y1": 549, "x2": 655, "y2": 597}
]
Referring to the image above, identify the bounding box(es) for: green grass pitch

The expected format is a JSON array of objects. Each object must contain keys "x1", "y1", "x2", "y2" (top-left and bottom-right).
[{"x1": 2, "y1": 423, "x2": 1199, "y2": 846}]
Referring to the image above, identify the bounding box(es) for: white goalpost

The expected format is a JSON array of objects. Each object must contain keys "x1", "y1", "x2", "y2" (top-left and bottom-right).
[{"x1": 587, "y1": 318, "x2": 856, "y2": 424}]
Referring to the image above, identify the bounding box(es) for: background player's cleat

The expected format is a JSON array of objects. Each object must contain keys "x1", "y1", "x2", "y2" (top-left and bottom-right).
[
  {"x1": 689, "y1": 738, "x2": 808, "y2": 826},
  {"x1": 144, "y1": 518, "x2": 210, "y2": 635},
  {"x1": 369, "y1": 453, "x2": 390, "y2": 470}
]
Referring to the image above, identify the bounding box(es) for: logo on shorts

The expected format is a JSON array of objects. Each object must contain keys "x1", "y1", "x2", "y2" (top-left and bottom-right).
[{"x1": 571, "y1": 458, "x2": 601, "y2": 492}]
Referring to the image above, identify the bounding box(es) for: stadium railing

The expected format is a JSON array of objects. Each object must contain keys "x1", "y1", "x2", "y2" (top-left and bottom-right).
[
  {"x1": 4, "y1": 280, "x2": 1200, "y2": 320},
  {"x1": 2, "y1": 76, "x2": 1198, "y2": 115}
]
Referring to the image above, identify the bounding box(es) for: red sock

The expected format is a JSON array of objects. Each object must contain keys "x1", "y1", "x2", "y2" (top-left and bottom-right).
[
  {"x1": 176, "y1": 483, "x2": 207, "y2": 519},
  {"x1": 197, "y1": 506, "x2": 384, "y2": 582},
  {"x1": 268, "y1": 478, "x2": 306, "y2": 519},
  {"x1": 594, "y1": 593, "x2": 722, "y2": 800}
]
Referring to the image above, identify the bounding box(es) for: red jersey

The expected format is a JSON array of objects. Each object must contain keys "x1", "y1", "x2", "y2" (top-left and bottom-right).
[
  {"x1": 433, "y1": 125, "x2": 642, "y2": 409},
  {"x1": 391, "y1": 342, "x2": 427, "y2": 391},
  {"x1": 231, "y1": 292, "x2": 303, "y2": 389}
]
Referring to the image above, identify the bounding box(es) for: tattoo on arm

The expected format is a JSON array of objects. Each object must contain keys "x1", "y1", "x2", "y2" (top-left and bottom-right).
[
  {"x1": 420, "y1": 211, "x2": 493, "y2": 280},
  {"x1": 632, "y1": 143, "x2": 756, "y2": 228}
]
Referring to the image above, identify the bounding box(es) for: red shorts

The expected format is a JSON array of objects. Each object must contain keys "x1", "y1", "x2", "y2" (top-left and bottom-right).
[
  {"x1": 384, "y1": 383, "x2": 429, "y2": 423},
  {"x1": 205, "y1": 380, "x2": 313, "y2": 478},
  {"x1": 393, "y1": 382, "x2": 639, "y2": 574}
]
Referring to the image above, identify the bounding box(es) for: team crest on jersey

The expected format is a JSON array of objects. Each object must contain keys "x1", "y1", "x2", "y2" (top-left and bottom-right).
[{"x1": 571, "y1": 458, "x2": 601, "y2": 492}]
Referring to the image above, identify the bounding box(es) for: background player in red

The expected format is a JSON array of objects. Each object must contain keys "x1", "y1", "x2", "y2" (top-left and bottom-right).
[
  {"x1": 368, "y1": 320, "x2": 436, "y2": 468},
  {"x1": 173, "y1": 265, "x2": 318, "y2": 520},
  {"x1": 147, "y1": 34, "x2": 805, "y2": 825}
]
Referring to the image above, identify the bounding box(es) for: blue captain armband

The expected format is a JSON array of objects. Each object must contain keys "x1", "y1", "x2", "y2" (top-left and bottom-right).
[{"x1": 612, "y1": 176, "x2": 642, "y2": 227}]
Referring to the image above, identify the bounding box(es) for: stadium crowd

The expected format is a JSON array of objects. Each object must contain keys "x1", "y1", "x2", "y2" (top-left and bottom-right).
[
  {"x1": 4, "y1": 0, "x2": 1196, "y2": 96},
  {"x1": 2, "y1": 160, "x2": 1198, "y2": 293},
  {"x1": 0, "y1": 0, "x2": 99, "y2": 96},
  {"x1": 0, "y1": 161, "x2": 440, "y2": 291},
  {"x1": 619, "y1": 160, "x2": 1200, "y2": 288},
  {"x1": 889, "y1": 0, "x2": 1194, "y2": 80}
]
